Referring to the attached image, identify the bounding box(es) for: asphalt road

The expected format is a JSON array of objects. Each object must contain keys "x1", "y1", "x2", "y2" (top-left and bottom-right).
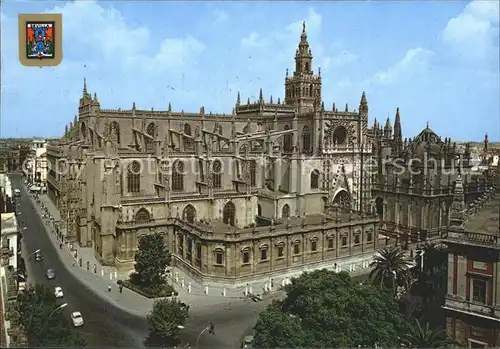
[
  {"x1": 14, "y1": 175, "x2": 148, "y2": 347},
  {"x1": 11, "y1": 174, "x2": 274, "y2": 348}
]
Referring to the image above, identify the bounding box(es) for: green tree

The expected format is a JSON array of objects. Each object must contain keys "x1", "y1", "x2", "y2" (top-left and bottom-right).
[
  {"x1": 402, "y1": 319, "x2": 457, "y2": 348},
  {"x1": 144, "y1": 298, "x2": 189, "y2": 347},
  {"x1": 253, "y1": 270, "x2": 405, "y2": 348},
  {"x1": 17, "y1": 284, "x2": 86, "y2": 347},
  {"x1": 370, "y1": 246, "x2": 412, "y2": 289},
  {"x1": 133, "y1": 232, "x2": 172, "y2": 288}
]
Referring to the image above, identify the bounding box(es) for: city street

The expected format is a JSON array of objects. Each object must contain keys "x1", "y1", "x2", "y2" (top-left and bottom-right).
[
  {"x1": 12, "y1": 174, "x2": 277, "y2": 347},
  {"x1": 15, "y1": 175, "x2": 148, "y2": 347}
]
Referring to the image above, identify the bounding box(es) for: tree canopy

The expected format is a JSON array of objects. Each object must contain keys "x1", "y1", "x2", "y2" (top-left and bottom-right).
[
  {"x1": 17, "y1": 284, "x2": 86, "y2": 347},
  {"x1": 134, "y1": 232, "x2": 172, "y2": 287},
  {"x1": 402, "y1": 319, "x2": 457, "y2": 348},
  {"x1": 144, "y1": 298, "x2": 189, "y2": 347},
  {"x1": 370, "y1": 246, "x2": 413, "y2": 289},
  {"x1": 253, "y1": 270, "x2": 405, "y2": 348}
]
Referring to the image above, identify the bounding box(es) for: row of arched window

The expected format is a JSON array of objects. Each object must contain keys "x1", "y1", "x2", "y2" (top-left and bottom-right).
[
  {"x1": 213, "y1": 230, "x2": 374, "y2": 266},
  {"x1": 285, "y1": 83, "x2": 319, "y2": 99},
  {"x1": 82, "y1": 120, "x2": 314, "y2": 154},
  {"x1": 126, "y1": 160, "x2": 258, "y2": 194},
  {"x1": 133, "y1": 201, "x2": 237, "y2": 226}
]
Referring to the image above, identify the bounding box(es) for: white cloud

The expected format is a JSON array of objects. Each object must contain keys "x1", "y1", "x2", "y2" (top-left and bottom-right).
[
  {"x1": 366, "y1": 48, "x2": 434, "y2": 85},
  {"x1": 323, "y1": 51, "x2": 358, "y2": 69},
  {"x1": 213, "y1": 10, "x2": 228, "y2": 23},
  {"x1": 46, "y1": 1, "x2": 205, "y2": 71},
  {"x1": 285, "y1": 8, "x2": 322, "y2": 36},
  {"x1": 1, "y1": 1, "x2": 207, "y2": 91},
  {"x1": 442, "y1": 0, "x2": 499, "y2": 61},
  {"x1": 240, "y1": 8, "x2": 323, "y2": 50},
  {"x1": 241, "y1": 32, "x2": 269, "y2": 48}
]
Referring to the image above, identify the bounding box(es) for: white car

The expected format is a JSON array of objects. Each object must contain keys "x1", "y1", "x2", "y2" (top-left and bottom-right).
[
  {"x1": 54, "y1": 286, "x2": 64, "y2": 298},
  {"x1": 71, "y1": 311, "x2": 84, "y2": 327}
]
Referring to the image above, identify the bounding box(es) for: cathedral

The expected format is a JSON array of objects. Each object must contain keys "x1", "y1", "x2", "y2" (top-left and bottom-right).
[
  {"x1": 46, "y1": 23, "x2": 381, "y2": 283},
  {"x1": 46, "y1": 22, "x2": 493, "y2": 284}
]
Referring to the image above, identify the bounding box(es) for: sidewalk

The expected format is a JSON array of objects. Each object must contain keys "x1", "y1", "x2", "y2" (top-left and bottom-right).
[
  {"x1": 32, "y1": 192, "x2": 376, "y2": 310},
  {"x1": 31, "y1": 194, "x2": 152, "y2": 316},
  {"x1": 32, "y1": 194, "x2": 243, "y2": 311}
]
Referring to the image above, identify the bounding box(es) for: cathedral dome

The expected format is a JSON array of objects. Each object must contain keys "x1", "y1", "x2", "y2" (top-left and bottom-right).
[{"x1": 413, "y1": 124, "x2": 443, "y2": 157}]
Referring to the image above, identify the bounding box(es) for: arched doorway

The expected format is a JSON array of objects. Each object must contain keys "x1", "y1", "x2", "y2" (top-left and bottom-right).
[
  {"x1": 223, "y1": 201, "x2": 236, "y2": 226},
  {"x1": 183, "y1": 205, "x2": 196, "y2": 223},
  {"x1": 333, "y1": 190, "x2": 351, "y2": 211}
]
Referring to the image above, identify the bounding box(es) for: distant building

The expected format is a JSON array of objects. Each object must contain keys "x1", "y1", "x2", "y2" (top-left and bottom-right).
[
  {"x1": 0, "y1": 174, "x2": 15, "y2": 213},
  {"x1": 443, "y1": 162, "x2": 500, "y2": 347},
  {"x1": 0, "y1": 210, "x2": 28, "y2": 347},
  {"x1": 0, "y1": 213, "x2": 19, "y2": 271},
  {"x1": 25, "y1": 139, "x2": 48, "y2": 191},
  {"x1": 370, "y1": 117, "x2": 490, "y2": 247}
]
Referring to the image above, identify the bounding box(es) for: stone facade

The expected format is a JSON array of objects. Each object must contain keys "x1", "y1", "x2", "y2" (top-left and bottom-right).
[
  {"x1": 46, "y1": 23, "x2": 382, "y2": 284},
  {"x1": 443, "y1": 163, "x2": 500, "y2": 347},
  {"x1": 369, "y1": 110, "x2": 491, "y2": 247}
]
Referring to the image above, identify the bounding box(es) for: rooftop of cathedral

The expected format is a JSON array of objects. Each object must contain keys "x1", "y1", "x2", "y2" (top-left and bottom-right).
[
  {"x1": 167, "y1": 210, "x2": 379, "y2": 239},
  {"x1": 463, "y1": 192, "x2": 500, "y2": 236},
  {"x1": 462, "y1": 163, "x2": 500, "y2": 236}
]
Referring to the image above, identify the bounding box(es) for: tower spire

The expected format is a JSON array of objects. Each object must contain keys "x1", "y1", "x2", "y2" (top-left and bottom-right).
[
  {"x1": 392, "y1": 107, "x2": 403, "y2": 155},
  {"x1": 359, "y1": 91, "x2": 368, "y2": 115},
  {"x1": 449, "y1": 174, "x2": 466, "y2": 227},
  {"x1": 236, "y1": 91, "x2": 241, "y2": 106},
  {"x1": 82, "y1": 78, "x2": 88, "y2": 99}
]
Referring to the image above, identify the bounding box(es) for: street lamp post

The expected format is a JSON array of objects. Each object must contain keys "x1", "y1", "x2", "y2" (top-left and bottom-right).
[
  {"x1": 420, "y1": 249, "x2": 425, "y2": 272},
  {"x1": 196, "y1": 327, "x2": 210, "y2": 347},
  {"x1": 27, "y1": 249, "x2": 40, "y2": 258},
  {"x1": 47, "y1": 303, "x2": 67, "y2": 320}
]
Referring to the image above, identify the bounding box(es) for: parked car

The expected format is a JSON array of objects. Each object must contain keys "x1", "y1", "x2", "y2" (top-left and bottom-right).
[
  {"x1": 46, "y1": 269, "x2": 55, "y2": 280},
  {"x1": 241, "y1": 335, "x2": 254, "y2": 348},
  {"x1": 71, "y1": 311, "x2": 84, "y2": 327},
  {"x1": 35, "y1": 252, "x2": 43, "y2": 262},
  {"x1": 54, "y1": 286, "x2": 64, "y2": 298}
]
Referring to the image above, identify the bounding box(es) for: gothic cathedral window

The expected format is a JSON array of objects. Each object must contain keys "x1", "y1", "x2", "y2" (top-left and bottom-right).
[
  {"x1": 223, "y1": 201, "x2": 236, "y2": 226},
  {"x1": 172, "y1": 160, "x2": 184, "y2": 191},
  {"x1": 184, "y1": 123, "x2": 193, "y2": 149},
  {"x1": 127, "y1": 161, "x2": 141, "y2": 193},
  {"x1": 310, "y1": 170, "x2": 319, "y2": 189},
  {"x1": 250, "y1": 160, "x2": 256, "y2": 186},
  {"x1": 302, "y1": 126, "x2": 311, "y2": 153},
  {"x1": 283, "y1": 125, "x2": 292, "y2": 152},
  {"x1": 212, "y1": 160, "x2": 222, "y2": 188}
]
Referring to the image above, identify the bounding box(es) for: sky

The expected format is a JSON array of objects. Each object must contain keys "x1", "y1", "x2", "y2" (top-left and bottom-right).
[{"x1": 1, "y1": 0, "x2": 499, "y2": 141}]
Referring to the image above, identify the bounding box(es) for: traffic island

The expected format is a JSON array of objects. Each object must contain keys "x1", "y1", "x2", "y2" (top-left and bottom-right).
[{"x1": 120, "y1": 276, "x2": 177, "y2": 299}]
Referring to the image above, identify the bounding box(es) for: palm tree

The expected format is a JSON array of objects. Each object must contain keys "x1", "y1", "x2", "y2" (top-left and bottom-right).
[
  {"x1": 403, "y1": 319, "x2": 457, "y2": 348},
  {"x1": 416, "y1": 242, "x2": 447, "y2": 277},
  {"x1": 370, "y1": 246, "x2": 413, "y2": 289}
]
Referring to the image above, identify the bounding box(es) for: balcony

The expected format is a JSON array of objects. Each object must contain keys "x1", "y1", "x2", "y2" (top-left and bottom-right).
[
  {"x1": 444, "y1": 295, "x2": 500, "y2": 322},
  {"x1": 444, "y1": 230, "x2": 500, "y2": 249}
]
